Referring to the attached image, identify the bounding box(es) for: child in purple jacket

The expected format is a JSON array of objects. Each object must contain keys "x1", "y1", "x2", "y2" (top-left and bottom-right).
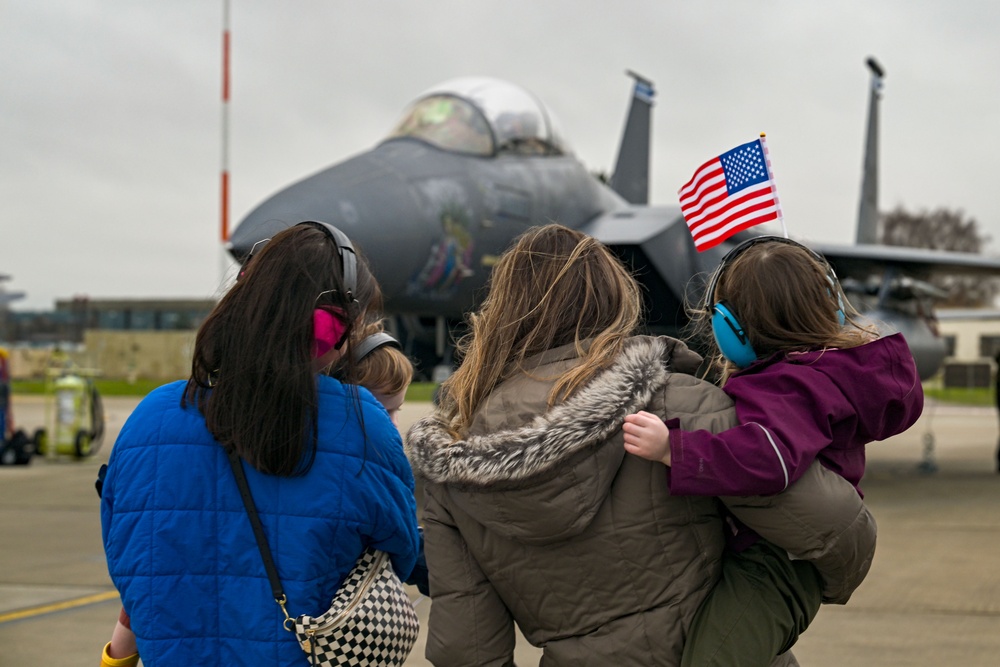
[{"x1": 624, "y1": 236, "x2": 923, "y2": 667}]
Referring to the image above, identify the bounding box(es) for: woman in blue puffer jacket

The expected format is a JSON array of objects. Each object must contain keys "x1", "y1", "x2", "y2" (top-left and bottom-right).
[{"x1": 101, "y1": 221, "x2": 420, "y2": 666}]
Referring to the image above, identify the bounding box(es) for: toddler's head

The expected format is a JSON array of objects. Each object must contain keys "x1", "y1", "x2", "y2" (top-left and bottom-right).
[
  {"x1": 702, "y1": 236, "x2": 870, "y2": 374},
  {"x1": 342, "y1": 326, "x2": 413, "y2": 427}
]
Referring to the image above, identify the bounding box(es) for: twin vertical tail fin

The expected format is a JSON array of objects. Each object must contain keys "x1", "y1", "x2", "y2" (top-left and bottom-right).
[
  {"x1": 609, "y1": 71, "x2": 655, "y2": 205},
  {"x1": 856, "y1": 57, "x2": 885, "y2": 245}
]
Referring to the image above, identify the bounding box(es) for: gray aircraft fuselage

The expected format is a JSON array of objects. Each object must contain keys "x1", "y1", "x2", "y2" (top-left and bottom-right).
[{"x1": 229, "y1": 138, "x2": 626, "y2": 319}]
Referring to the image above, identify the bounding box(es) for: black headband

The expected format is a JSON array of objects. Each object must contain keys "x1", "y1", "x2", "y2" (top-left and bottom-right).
[
  {"x1": 295, "y1": 220, "x2": 358, "y2": 303},
  {"x1": 704, "y1": 235, "x2": 839, "y2": 309},
  {"x1": 352, "y1": 332, "x2": 401, "y2": 364}
]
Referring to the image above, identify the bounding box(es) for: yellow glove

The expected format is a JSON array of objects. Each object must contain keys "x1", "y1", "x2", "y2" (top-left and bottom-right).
[{"x1": 100, "y1": 642, "x2": 139, "y2": 667}]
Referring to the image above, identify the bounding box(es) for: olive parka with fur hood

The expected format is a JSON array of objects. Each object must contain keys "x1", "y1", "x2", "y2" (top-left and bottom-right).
[{"x1": 406, "y1": 335, "x2": 874, "y2": 667}]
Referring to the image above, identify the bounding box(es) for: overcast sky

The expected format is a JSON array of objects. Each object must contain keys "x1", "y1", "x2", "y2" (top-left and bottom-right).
[{"x1": 2, "y1": 0, "x2": 998, "y2": 311}]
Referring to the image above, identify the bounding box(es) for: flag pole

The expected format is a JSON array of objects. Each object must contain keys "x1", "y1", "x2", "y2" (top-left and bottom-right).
[{"x1": 759, "y1": 132, "x2": 787, "y2": 238}]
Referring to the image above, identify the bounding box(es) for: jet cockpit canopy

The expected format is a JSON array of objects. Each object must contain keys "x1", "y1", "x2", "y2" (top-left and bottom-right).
[{"x1": 387, "y1": 77, "x2": 571, "y2": 157}]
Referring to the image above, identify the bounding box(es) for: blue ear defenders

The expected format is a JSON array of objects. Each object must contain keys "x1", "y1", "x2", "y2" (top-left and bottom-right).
[
  {"x1": 711, "y1": 301, "x2": 758, "y2": 369},
  {"x1": 705, "y1": 236, "x2": 846, "y2": 368}
]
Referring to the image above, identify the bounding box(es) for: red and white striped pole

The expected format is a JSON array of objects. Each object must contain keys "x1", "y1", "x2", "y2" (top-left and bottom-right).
[{"x1": 220, "y1": 0, "x2": 231, "y2": 244}]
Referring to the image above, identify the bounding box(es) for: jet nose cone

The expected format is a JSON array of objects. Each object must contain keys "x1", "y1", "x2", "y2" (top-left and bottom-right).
[
  {"x1": 228, "y1": 142, "x2": 456, "y2": 309},
  {"x1": 229, "y1": 151, "x2": 408, "y2": 256}
]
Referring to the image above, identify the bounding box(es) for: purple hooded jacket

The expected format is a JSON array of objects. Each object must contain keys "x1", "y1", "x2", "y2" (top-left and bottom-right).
[{"x1": 668, "y1": 333, "x2": 923, "y2": 499}]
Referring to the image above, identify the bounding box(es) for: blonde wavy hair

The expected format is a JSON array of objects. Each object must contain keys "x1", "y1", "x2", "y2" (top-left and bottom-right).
[{"x1": 439, "y1": 224, "x2": 642, "y2": 435}]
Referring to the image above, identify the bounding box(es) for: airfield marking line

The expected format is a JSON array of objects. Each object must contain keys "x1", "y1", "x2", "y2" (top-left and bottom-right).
[{"x1": 0, "y1": 590, "x2": 119, "y2": 624}]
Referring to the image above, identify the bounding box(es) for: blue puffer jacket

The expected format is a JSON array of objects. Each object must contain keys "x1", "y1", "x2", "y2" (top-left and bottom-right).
[{"x1": 101, "y1": 377, "x2": 420, "y2": 666}]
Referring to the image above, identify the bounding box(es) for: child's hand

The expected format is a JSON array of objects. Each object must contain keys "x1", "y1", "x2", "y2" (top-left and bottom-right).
[{"x1": 622, "y1": 411, "x2": 671, "y2": 466}]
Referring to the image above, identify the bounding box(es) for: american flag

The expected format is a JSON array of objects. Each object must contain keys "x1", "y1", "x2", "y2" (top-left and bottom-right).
[{"x1": 678, "y1": 137, "x2": 781, "y2": 252}]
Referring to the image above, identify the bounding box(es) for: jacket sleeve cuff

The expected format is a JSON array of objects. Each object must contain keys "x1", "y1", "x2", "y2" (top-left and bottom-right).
[
  {"x1": 101, "y1": 643, "x2": 139, "y2": 667},
  {"x1": 664, "y1": 417, "x2": 682, "y2": 463}
]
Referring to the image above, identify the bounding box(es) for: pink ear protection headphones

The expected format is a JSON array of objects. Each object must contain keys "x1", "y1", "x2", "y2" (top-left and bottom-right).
[
  {"x1": 239, "y1": 221, "x2": 359, "y2": 360},
  {"x1": 300, "y1": 221, "x2": 358, "y2": 358},
  {"x1": 311, "y1": 307, "x2": 347, "y2": 359}
]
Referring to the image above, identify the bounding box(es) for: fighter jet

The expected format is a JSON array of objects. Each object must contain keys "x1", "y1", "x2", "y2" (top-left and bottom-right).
[
  {"x1": 228, "y1": 64, "x2": 1000, "y2": 380},
  {"x1": 228, "y1": 72, "x2": 714, "y2": 375}
]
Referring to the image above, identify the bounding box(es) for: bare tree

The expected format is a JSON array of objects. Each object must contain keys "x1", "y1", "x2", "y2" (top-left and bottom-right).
[{"x1": 880, "y1": 206, "x2": 999, "y2": 307}]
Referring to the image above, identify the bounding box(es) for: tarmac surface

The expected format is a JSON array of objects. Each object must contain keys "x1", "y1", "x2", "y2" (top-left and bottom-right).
[{"x1": 2, "y1": 394, "x2": 1000, "y2": 666}]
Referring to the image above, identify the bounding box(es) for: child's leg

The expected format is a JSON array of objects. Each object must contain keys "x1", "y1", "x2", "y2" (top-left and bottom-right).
[{"x1": 680, "y1": 540, "x2": 823, "y2": 667}]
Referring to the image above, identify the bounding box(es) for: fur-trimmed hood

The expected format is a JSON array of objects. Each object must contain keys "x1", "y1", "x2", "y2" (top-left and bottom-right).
[
  {"x1": 407, "y1": 336, "x2": 683, "y2": 487},
  {"x1": 405, "y1": 336, "x2": 708, "y2": 543}
]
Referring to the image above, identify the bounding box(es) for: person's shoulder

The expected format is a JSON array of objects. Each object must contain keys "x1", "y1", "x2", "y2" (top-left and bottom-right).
[
  {"x1": 658, "y1": 365, "x2": 733, "y2": 417},
  {"x1": 316, "y1": 374, "x2": 387, "y2": 416},
  {"x1": 144, "y1": 379, "x2": 187, "y2": 400},
  {"x1": 639, "y1": 334, "x2": 705, "y2": 375},
  {"x1": 620, "y1": 335, "x2": 729, "y2": 409},
  {"x1": 316, "y1": 373, "x2": 348, "y2": 396},
  {"x1": 316, "y1": 376, "x2": 405, "y2": 455},
  {"x1": 871, "y1": 332, "x2": 911, "y2": 356},
  {"x1": 128, "y1": 380, "x2": 188, "y2": 420},
  {"x1": 653, "y1": 368, "x2": 736, "y2": 432},
  {"x1": 664, "y1": 369, "x2": 729, "y2": 399},
  {"x1": 115, "y1": 381, "x2": 207, "y2": 453}
]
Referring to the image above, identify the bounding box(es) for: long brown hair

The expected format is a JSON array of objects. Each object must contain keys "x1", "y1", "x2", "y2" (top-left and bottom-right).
[
  {"x1": 184, "y1": 224, "x2": 382, "y2": 476},
  {"x1": 691, "y1": 239, "x2": 873, "y2": 380},
  {"x1": 439, "y1": 224, "x2": 642, "y2": 435}
]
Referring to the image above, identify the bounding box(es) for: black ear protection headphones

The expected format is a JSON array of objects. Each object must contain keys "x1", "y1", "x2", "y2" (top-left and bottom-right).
[
  {"x1": 238, "y1": 221, "x2": 361, "y2": 356},
  {"x1": 238, "y1": 220, "x2": 357, "y2": 300},
  {"x1": 705, "y1": 235, "x2": 846, "y2": 369},
  {"x1": 295, "y1": 220, "x2": 358, "y2": 305},
  {"x1": 352, "y1": 331, "x2": 401, "y2": 364},
  {"x1": 297, "y1": 221, "x2": 360, "y2": 354}
]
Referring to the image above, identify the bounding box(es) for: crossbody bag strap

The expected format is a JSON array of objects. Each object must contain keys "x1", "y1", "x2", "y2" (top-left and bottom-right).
[{"x1": 226, "y1": 448, "x2": 295, "y2": 629}]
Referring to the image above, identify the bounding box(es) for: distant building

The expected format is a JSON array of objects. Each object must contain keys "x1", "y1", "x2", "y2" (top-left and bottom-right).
[
  {"x1": 56, "y1": 297, "x2": 216, "y2": 335},
  {"x1": 935, "y1": 309, "x2": 1000, "y2": 389},
  {"x1": 936, "y1": 309, "x2": 1000, "y2": 361},
  {"x1": 4, "y1": 297, "x2": 217, "y2": 381},
  {"x1": 5, "y1": 297, "x2": 216, "y2": 345}
]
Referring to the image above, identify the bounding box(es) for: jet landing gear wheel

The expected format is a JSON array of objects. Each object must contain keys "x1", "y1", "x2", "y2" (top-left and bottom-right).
[{"x1": 74, "y1": 429, "x2": 92, "y2": 459}]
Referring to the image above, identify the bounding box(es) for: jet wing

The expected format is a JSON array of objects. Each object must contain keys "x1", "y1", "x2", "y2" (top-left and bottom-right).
[
  {"x1": 579, "y1": 204, "x2": 685, "y2": 244},
  {"x1": 579, "y1": 205, "x2": 728, "y2": 331},
  {"x1": 581, "y1": 204, "x2": 704, "y2": 300},
  {"x1": 812, "y1": 242, "x2": 1000, "y2": 279}
]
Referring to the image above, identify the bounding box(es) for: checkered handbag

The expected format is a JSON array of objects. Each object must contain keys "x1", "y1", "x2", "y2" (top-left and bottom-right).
[
  {"x1": 293, "y1": 547, "x2": 420, "y2": 666},
  {"x1": 227, "y1": 450, "x2": 419, "y2": 667}
]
